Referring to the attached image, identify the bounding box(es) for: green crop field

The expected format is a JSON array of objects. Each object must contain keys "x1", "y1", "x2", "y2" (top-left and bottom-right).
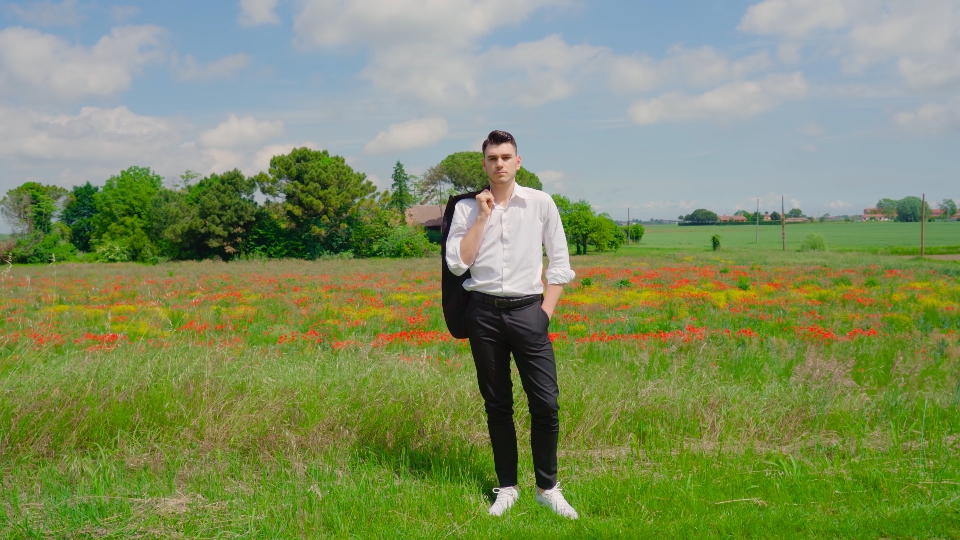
[
  {"x1": 634, "y1": 221, "x2": 960, "y2": 253},
  {"x1": 1, "y1": 251, "x2": 959, "y2": 538}
]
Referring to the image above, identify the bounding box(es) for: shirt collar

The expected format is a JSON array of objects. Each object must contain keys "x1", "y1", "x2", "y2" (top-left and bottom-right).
[{"x1": 511, "y1": 183, "x2": 531, "y2": 200}]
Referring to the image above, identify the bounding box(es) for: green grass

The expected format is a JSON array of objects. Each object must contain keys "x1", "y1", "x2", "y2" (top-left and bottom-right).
[
  {"x1": 635, "y1": 221, "x2": 960, "y2": 252},
  {"x1": 0, "y1": 251, "x2": 958, "y2": 538}
]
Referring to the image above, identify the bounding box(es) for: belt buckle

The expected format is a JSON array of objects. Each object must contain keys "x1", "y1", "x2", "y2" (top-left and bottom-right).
[{"x1": 495, "y1": 298, "x2": 509, "y2": 308}]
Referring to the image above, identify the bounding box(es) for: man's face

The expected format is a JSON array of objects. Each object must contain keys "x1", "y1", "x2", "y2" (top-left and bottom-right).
[{"x1": 481, "y1": 143, "x2": 521, "y2": 187}]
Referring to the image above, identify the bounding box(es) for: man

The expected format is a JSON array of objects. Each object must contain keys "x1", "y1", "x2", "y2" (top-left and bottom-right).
[{"x1": 445, "y1": 130, "x2": 578, "y2": 519}]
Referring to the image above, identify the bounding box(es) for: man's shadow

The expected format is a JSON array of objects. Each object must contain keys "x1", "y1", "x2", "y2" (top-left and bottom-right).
[{"x1": 353, "y1": 433, "x2": 498, "y2": 500}]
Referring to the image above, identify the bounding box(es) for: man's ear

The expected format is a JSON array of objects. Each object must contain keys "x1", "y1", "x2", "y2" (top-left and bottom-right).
[{"x1": 516, "y1": 155, "x2": 522, "y2": 168}]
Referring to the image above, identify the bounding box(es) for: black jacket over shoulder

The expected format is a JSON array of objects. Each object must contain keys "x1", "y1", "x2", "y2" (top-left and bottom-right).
[{"x1": 441, "y1": 189, "x2": 484, "y2": 339}]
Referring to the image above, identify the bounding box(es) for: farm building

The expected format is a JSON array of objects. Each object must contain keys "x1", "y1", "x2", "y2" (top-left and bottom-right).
[
  {"x1": 718, "y1": 215, "x2": 748, "y2": 223},
  {"x1": 405, "y1": 205, "x2": 444, "y2": 231}
]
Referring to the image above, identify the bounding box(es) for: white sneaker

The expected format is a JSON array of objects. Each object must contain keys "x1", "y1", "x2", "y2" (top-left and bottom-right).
[
  {"x1": 536, "y1": 484, "x2": 579, "y2": 519},
  {"x1": 488, "y1": 486, "x2": 520, "y2": 517}
]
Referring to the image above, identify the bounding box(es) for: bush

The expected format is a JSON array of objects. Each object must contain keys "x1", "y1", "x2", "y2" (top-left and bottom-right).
[
  {"x1": 372, "y1": 226, "x2": 438, "y2": 258},
  {"x1": 736, "y1": 275, "x2": 751, "y2": 291},
  {"x1": 865, "y1": 277, "x2": 880, "y2": 288},
  {"x1": 95, "y1": 242, "x2": 131, "y2": 263},
  {"x1": 580, "y1": 277, "x2": 593, "y2": 287},
  {"x1": 9, "y1": 231, "x2": 77, "y2": 264},
  {"x1": 711, "y1": 234, "x2": 721, "y2": 251},
  {"x1": 799, "y1": 233, "x2": 827, "y2": 252}
]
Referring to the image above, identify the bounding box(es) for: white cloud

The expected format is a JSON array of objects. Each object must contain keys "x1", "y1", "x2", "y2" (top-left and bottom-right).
[
  {"x1": 825, "y1": 200, "x2": 851, "y2": 209},
  {"x1": 610, "y1": 46, "x2": 771, "y2": 93},
  {"x1": 799, "y1": 143, "x2": 818, "y2": 152},
  {"x1": 5, "y1": 0, "x2": 83, "y2": 27},
  {"x1": 172, "y1": 53, "x2": 251, "y2": 82},
  {"x1": 480, "y1": 35, "x2": 609, "y2": 107},
  {"x1": 628, "y1": 72, "x2": 808, "y2": 125},
  {"x1": 363, "y1": 117, "x2": 449, "y2": 154},
  {"x1": 239, "y1": 0, "x2": 280, "y2": 27},
  {"x1": 251, "y1": 142, "x2": 318, "y2": 172},
  {"x1": 292, "y1": 0, "x2": 577, "y2": 106},
  {"x1": 0, "y1": 25, "x2": 167, "y2": 102},
  {"x1": 739, "y1": 0, "x2": 960, "y2": 90},
  {"x1": 893, "y1": 99, "x2": 960, "y2": 135},
  {"x1": 537, "y1": 169, "x2": 565, "y2": 191},
  {"x1": 111, "y1": 6, "x2": 140, "y2": 23},
  {"x1": 198, "y1": 114, "x2": 285, "y2": 148},
  {"x1": 293, "y1": 0, "x2": 566, "y2": 50},
  {"x1": 797, "y1": 121, "x2": 825, "y2": 135}
]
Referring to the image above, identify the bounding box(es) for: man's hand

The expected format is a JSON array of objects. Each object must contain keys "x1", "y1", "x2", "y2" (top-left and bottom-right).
[
  {"x1": 541, "y1": 284, "x2": 563, "y2": 320},
  {"x1": 475, "y1": 190, "x2": 494, "y2": 219}
]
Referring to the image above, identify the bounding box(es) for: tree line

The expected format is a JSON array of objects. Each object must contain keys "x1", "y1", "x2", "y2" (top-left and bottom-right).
[{"x1": 1, "y1": 147, "x2": 636, "y2": 264}]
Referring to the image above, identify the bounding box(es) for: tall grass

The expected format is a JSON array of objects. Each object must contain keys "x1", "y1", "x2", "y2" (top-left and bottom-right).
[{"x1": 1, "y1": 252, "x2": 958, "y2": 538}]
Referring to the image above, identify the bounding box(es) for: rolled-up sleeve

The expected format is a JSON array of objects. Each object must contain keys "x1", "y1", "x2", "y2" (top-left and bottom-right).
[
  {"x1": 542, "y1": 198, "x2": 575, "y2": 285},
  {"x1": 445, "y1": 201, "x2": 472, "y2": 276}
]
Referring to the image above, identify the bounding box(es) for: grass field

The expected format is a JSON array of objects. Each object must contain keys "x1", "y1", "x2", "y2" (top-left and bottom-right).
[
  {"x1": 1, "y1": 250, "x2": 959, "y2": 538},
  {"x1": 636, "y1": 221, "x2": 960, "y2": 253}
]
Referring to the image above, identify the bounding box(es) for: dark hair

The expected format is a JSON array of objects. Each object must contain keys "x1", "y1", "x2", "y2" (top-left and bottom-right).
[{"x1": 482, "y1": 130, "x2": 517, "y2": 155}]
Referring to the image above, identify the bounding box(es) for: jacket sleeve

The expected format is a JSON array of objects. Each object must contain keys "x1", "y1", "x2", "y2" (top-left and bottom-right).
[{"x1": 445, "y1": 200, "x2": 474, "y2": 277}]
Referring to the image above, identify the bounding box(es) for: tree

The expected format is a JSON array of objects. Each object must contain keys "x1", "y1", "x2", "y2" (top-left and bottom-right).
[
  {"x1": 682, "y1": 209, "x2": 719, "y2": 223},
  {"x1": 1, "y1": 182, "x2": 68, "y2": 235},
  {"x1": 438, "y1": 151, "x2": 542, "y2": 193},
  {"x1": 258, "y1": 147, "x2": 377, "y2": 256},
  {"x1": 876, "y1": 198, "x2": 898, "y2": 219},
  {"x1": 552, "y1": 195, "x2": 595, "y2": 255},
  {"x1": 628, "y1": 223, "x2": 645, "y2": 242},
  {"x1": 412, "y1": 164, "x2": 454, "y2": 205},
  {"x1": 61, "y1": 182, "x2": 100, "y2": 252},
  {"x1": 895, "y1": 196, "x2": 930, "y2": 222},
  {"x1": 770, "y1": 211, "x2": 781, "y2": 221},
  {"x1": 155, "y1": 170, "x2": 258, "y2": 260},
  {"x1": 787, "y1": 208, "x2": 804, "y2": 218},
  {"x1": 91, "y1": 166, "x2": 163, "y2": 262},
  {"x1": 389, "y1": 161, "x2": 414, "y2": 216},
  {"x1": 590, "y1": 214, "x2": 625, "y2": 252},
  {"x1": 939, "y1": 199, "x2": 956, "y2": 220}
]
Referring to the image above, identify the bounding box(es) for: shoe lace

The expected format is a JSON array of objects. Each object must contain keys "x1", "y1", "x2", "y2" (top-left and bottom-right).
[
  {"x1": 492, "y1": 487, "x2": 516, "y2": 504},
  {"x1": 541, "y1": 485, "x2": 572, "y2": 509}
]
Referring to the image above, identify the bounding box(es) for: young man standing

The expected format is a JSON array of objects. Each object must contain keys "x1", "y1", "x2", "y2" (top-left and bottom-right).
[{"x1": 445, "y1": 130, "x2": 578, "y2": 519}]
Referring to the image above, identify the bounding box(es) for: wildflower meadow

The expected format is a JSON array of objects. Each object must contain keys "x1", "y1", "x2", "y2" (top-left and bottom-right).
[{"x1": 1, "y1": 250, "x2": 958, "y2": 538}]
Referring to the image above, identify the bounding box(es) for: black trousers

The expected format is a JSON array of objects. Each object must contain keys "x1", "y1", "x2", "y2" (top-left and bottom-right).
[{"x1": 465, "y1": 298, "x2": 560, "y2": 490}]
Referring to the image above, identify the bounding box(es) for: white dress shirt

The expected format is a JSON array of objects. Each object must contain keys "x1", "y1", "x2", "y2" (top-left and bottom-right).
[{"x1": 446, "y1": 184, "x2": 575, "y2": 296}]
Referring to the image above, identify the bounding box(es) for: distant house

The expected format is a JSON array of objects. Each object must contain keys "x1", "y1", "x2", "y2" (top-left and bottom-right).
[
  {"x1": 718, "y1": 215, "x2": 747, "y2": 223},
  {"x1": 405, "y1": 205, "x2": 444, "y2": 231},
  {"x1": 929, "y1": 209, "x2": 944, "y2": 219},
  {"x1": 862, "y1": 208, "x2": 895, "y2": 221},
  {"x1": 762, "y1": 213, "x2": 772, "y2": 221},
  {"x1": 785, "y1": 217, "x2": 809, "y2": 223}
]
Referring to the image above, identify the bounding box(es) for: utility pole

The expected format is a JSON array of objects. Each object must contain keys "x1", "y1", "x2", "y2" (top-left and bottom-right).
[
  {"x1": 756, "y1": 198, "x2": 760, "y2": 243},
  {"x1": 781, "y1": 196, "x2": 786, "y2": 252},
  {"x1": 921, "y1": 193, "x2": 926, "y2": 257},
  {"x1": 627, "y1": 208, "x2": 630, "y2": 245}
]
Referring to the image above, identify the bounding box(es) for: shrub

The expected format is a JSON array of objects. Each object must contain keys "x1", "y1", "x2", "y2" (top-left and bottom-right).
[
  {"x1": 95, "y1": 242, "x2": 131, "y2": 263},
  {"x1": 737, "y1": 275, "x2": 751, "y2": 291},
  {"x1": 800, "y1": 233, "x2": 827, "y2": 252},
  {"x1": 616, "y1": 278, "x2": 631, "y2": 288},
  {"x1": 9, "y1": 231, "x2": 77, "y2": 264},
  {"x1": 372, "y1": 226, "x2": 438, "y2": 258},
  {"x1": 865, "y1": 277, "x2": 880, "y2": 288},
  {"x1": 580, "y1": 277, "x2": 593, "y2": 287},
  {"x1": 711, "y1": 234, "x2": 722, "y2": 251}
]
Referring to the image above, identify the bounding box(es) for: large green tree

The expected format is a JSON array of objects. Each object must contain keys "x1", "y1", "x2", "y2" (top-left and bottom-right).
[
  {"x1": 257, "y1": 148, "x2": 377, "y2": 256},
  {"x1": 682, "y1": 209, "x2": 719, "y2": 223},
  {"x1": 61, "y1": 182, "x2": 100, "y2": 252},
  {"x1": 170, "y1": 170, "x2": 258, "y2": 260},
  {"x1": 437, "y1": 151, "x2": 542, "y2": 192},
  {"x1": 939, "y1": 199, "x2": 956, "y2": 220},
  {"x1": 895, "y1": 196, "x2": 931, "y2": 223},
  {"x1": 390, "y1": 161, "x2": 414, "y2": 216},
  {"x1": 553, "y1": 194, "x2": 595, "y2": 255},
  {"x1": 590, "y1": 213, "x2": 625, "y2": 252},
  {"x1": 0, "y1": 182, "x2": 68, "y2": 235},
  {"x1": 876, "y1": 198, "x2": 898, "y2": 219},
  {"x1": 91, "y1": 166, "x2": 163, "y2": 262}
]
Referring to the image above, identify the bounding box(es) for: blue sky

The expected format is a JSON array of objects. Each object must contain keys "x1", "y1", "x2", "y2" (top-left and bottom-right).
[{"x1": 0, "y1": 0, "x2": 958, "y2": 230}]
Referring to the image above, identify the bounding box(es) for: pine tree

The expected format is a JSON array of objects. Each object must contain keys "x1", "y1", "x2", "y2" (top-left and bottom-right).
[{"x1": 390, "y1": 161, "x2": 414, "y2": 217}]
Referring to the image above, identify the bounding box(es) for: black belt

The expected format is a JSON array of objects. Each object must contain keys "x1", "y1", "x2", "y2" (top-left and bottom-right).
[{"x1": 473, "y1": 292, "x2": 542, "y2": 309}]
